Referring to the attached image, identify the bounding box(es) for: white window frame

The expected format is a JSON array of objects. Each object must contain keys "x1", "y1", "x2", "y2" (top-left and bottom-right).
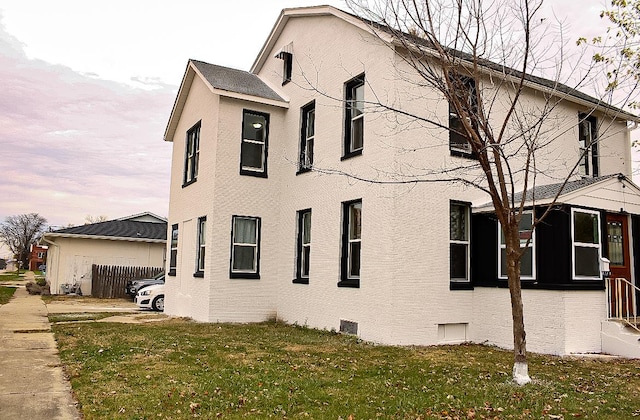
[
  {"x1": 344, "y1": 75, "x2": 365, "y2": 156},
  {"x1": 231, "y1": 216, "x2": 260, "y2": 275},
  {"x1": 169, "y1": 224, "x2": 178, "y2": 275},
  {"x1": 296, "y1": 209, "x2": 311, "y2": 280},
  {"x1": 571, "y1": 208, "x2": 602, "y2": 280},
  {"x1": 300, "y1": 104, "x2": 315, "y2": 170},
  {"x1": 498, "y1": 212, "x2": 536, "y2": 280},
  {"x1": 184, "y1": 123, "x2": 200, "y2": 184},
  {"x1": 448, "y1": 75, "x2": 476, "y2": 155},
  {"x1": 240, "y1": 110, "x2": 268, "y2": 175},
  {"x1": 578, "y1": 115, "x2": 598, "y2": 178},
  {"x1": 347, "y1": 201, "x2": 362, "y2": 280},
  {"x1": 196, "y1": 216, "x2": 206, "y2": 273},
  {"x1": 449, "y1": 202, "x2": 470, "y2": 282}
]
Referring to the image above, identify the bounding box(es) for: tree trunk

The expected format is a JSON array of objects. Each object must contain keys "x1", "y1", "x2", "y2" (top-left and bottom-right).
[{"x1": 504, "y1": 222, "x2": 531, "y2": 385}]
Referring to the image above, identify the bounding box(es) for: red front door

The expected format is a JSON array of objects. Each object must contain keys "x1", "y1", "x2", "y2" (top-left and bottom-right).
[{"x1": 606, "y1": 213, "x2": 633, "y2": 317}]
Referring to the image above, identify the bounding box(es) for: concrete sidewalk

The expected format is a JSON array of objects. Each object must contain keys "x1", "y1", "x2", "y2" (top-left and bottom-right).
[{"x1": 0, "y1": 286, "x2": 80, "y2": 419}]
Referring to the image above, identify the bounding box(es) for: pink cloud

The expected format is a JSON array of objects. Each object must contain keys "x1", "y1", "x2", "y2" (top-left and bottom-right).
[{"x1": 0, "y1": 15, "x2": 175, "y2": 227}]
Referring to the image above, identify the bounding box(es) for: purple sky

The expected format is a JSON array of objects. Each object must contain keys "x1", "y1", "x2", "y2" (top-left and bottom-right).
[{"x1": 0, "y1": 19, "x2": 175, "y2": 228}]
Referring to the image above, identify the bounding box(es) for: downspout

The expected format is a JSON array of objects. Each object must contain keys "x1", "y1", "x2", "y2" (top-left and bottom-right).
[{"x1": 40, "y1": 235, "x2": 60, "y2": 294}]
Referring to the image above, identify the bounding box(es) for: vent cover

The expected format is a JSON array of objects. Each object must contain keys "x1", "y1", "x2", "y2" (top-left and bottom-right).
[{"x1": 339, "y1": 319, "x2": 358, "y2": 335}]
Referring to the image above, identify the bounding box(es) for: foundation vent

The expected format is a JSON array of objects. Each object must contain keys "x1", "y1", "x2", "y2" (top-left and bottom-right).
[{"x1": 339, "y1": 319, "x2": 358, "y2": 335}]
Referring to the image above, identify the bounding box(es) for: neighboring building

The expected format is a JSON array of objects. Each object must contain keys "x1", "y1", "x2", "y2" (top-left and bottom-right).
[
  {"x1": 29, "y1": 244, "x2": 47, "y2": 271},
  {"x1": 163, "y1": 6, "x2": 640, "y2": 357},
  {"x1": 42, "y1": 212, "x2": 167, "y2": 295}
]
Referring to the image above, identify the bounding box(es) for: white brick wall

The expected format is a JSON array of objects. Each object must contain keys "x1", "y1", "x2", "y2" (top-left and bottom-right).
[{"x1": 163, "y1": 9, "x2": 632, "y2": 355}]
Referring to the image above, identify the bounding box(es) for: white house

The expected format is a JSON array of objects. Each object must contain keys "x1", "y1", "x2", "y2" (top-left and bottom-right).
[
  {"x1": 42, "y1": 212, "x2": 167, "y2": 295},
  {"x1": 162, "y1": 5, "x2": 640, "y2": 356}
]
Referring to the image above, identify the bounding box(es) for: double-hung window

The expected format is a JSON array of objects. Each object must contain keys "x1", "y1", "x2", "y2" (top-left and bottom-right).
[
  {"x1": 343, "y1": 74, "x2": 365, "y2": 159},
  {"x1": 448, "y1": 74, "x2": 477, "y2": 156},
  {"x1": 183, "y1": 122, "x2": 200, "y2": 186},
  {"x1": 294, "y1": 209, "x2": 311, "y2": 283},
  {"x1": 240, "y1": 110, "x2": 269, "y2": 177},
  {"x1": 230, "y1": 216, "x2": 261, "y2": 279},
  {"x1": 195, "y1": 216, "x2": 206, "y2": 276},
  {"x1": 571, "y1": 208, "x2": 602, "y2": 279},
  {"x1": 339, "y1": 200, "x2": 362, "y2": 287},
  {"x1": 299, "y1": 101, "x2": 315, "y2": 172},
  {"x1": 498, "y1": 212, "x2": 535, "y2": 280},
  {"x1": 169, "y1": 224, "x2": 178, "y2": 276},
  {"x1": 578, "y1": 114, "x2": 599, "y2": 177},
  {"x1": 450, "y1": 202, "x2": 470, "y2": 282}
]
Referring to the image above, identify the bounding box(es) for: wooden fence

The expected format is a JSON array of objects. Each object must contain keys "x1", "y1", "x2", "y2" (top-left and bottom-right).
[{"x1": 91, "y1": 264, "x2": 163, "y2": 299}]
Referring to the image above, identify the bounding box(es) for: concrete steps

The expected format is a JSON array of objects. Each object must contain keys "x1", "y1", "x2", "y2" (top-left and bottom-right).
[{"x1": 601, "y1": 320, "x2": 640, "y2": 358}]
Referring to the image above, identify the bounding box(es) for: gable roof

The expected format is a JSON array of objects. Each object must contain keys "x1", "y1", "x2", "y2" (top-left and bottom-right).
[
  {"x1": 252, "y1": 5, "x2": 639, "y2": 123},
  {"x1": 43, "y1": 219, "x2": 167, "y2": 243},
  {"x1": 117, "y1": 211, "x2": 166, "y2": 223},
  {"x1": 511, "y1": 174, "x2": 620, "y2": 202},
  {"x1": 474, "y1": 173, "x2": 640, "y2": 212},
  {"x1": 164, "y1": 60, "x2": 288, "y2": 142},
  {"x1": 192, "y1": 60, "x2": 284, "y2": 102}
]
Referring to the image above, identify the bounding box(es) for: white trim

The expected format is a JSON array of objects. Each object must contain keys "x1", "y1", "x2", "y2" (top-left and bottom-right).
[
  {"x1": 117, "y1": 212, "x2": 167, "y2": 223},
  {"x1": 231, "y1": 216, "x2": 259, "y2": 274},
  {"x1": 449, "y1": 202, "x2": 470, "y2": 282},
  {"x1": 196, "y1": 217, "x2": 206, "y2": 272},
  {"x1": 42, "y1": 233, "x2": 166, "y2": 244},
  {"x1": 570, "y1": 208, "x2": 602, "y2": 280}
]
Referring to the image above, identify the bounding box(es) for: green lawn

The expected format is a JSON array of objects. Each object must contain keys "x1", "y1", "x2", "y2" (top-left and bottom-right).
[
  {"x1": 0, "y1": 271, "x2": 24, "y2": 282},
  {"x1": 0, "y1": 286, "x2": 16, "y2": 304},
  {"x1": 52, "y1": 320, "x2": 640, "y2": 419}
]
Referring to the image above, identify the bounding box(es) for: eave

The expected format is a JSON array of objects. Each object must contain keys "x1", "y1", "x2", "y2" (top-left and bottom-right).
[
  {"x1": 164, "y1": 61, "x2": 289, "y2": 143},
  {"x1": 42, "y1": 232, "x2": 167, "y2": 244}
]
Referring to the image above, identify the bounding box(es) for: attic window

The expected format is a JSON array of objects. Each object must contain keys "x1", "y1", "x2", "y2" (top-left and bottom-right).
[{"x1": 276, "y1": 43, "x2": 293, "y2": 85}]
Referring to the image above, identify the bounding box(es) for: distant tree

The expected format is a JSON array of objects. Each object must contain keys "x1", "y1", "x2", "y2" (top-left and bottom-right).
[
  {"x1": 84, "y1": 215, "x2": 109, "y2": 224},
  {"x1": 578, "y1": 0, "x2": 640, "y2": 111},
  {"x1": 0, "y1": 214, "x2": 47, "y2": 270}
]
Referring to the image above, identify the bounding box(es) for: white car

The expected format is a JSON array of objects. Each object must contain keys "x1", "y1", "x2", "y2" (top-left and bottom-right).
[{"x1": 135, "y1": 284, "x2": 165, "y2": 311}]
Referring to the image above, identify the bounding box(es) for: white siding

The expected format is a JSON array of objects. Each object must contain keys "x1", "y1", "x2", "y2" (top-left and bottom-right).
[{"x1": 45, "y1": 237, "x2": 164, "y2": 296}]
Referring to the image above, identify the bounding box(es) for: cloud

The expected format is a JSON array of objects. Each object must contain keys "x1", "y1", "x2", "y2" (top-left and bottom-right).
[{"x1": 0, "y1": 14, "x2": 175, "y2": 227}]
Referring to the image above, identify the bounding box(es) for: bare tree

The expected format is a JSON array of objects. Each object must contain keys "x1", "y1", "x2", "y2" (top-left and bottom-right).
[
  {"x1": 293, "y1": 0, "x2": 635, "y2": 384},
  {"x1": 84, "y1": 215, "x2": 109, "y2": 224},
  {"x1": 0, "y1": 213, "x2": 47, "y2": 270}
]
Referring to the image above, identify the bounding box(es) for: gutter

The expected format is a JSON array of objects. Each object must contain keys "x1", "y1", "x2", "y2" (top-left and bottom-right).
[{"x1": 42, "y1": 233, "x2": 167, "y2": 244}]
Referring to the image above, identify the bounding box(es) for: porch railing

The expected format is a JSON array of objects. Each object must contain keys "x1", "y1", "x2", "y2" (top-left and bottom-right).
[{"x1": 606, "y1": 277, "x2": 640, "y2": 333}]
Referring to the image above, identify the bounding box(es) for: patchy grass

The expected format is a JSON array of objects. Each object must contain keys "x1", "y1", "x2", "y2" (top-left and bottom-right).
[
  {"x1": 48, "y1": 312, "x2": 119, "y2": 323},
  {"x1": 52, "y1": 320, "x2": 640, "y2": 419},
  {"x1": 0, "y1": 271, "x2": 24, "y2": 282},
  {"x1": 0, "y1": 286, "x2": 16, "y2": 304},
  {"x1": 41, "y1": 295, "x2": 130, "y2": 305}
]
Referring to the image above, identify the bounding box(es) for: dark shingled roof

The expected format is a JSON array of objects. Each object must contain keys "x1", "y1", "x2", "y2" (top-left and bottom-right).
[
  {"x1": 191, "y1": 60, "x2": 284, "y2": 102},
  {"x1": 513, "y1": 174, "x2": 620, "y2": 202},
  {"x1": 52, "y1": 220, "x2": 167, "y2": 241}
]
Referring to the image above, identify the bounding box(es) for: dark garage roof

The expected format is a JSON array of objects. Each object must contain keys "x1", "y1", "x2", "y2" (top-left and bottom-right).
[{"x1": 50, "y1": 220, "x2": 167, "y2": 241}]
